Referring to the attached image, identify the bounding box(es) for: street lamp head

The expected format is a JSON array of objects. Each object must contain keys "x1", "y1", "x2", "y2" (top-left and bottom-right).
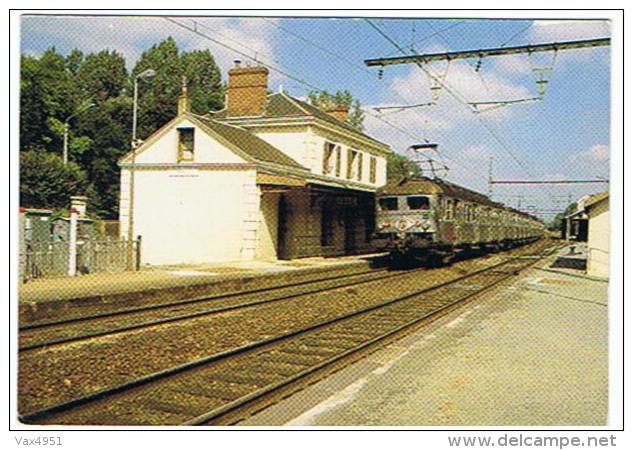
[{"x1": 138, "y1": 69, "x2": 156, "y2": 79}]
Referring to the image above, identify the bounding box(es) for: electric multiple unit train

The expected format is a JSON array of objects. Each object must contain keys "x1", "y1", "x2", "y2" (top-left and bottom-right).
[{"x1": 374, "y1": 177, "x2": 545, "y2": 262}]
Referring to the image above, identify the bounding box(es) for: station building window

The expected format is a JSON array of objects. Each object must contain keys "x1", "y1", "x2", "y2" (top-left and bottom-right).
[
  {"x1": 369, "y1": 157, "x2": 377, "y2": 184},
  {"x1": 177, "y1": 127, "x2": 194, "y2": 162},
  {"x1": 347, "y1": 149, "x2": 359, "y2": 179},
  {"x1": 323, "y1": 142, "x2": 338, "y2": 176},
  {"x1": 357, "y1": 153, "x2": 363, "y2": 181}
]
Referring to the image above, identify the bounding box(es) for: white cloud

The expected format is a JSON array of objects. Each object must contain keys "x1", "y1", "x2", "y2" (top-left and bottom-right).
[
  {"x1": 569, "y1": 144, "x2": 610, "y2": 178},
  {"x1": 571, "y1": 144, "x2": 610, "y2": 163},
  {"x1": 493, "y1": 54, "x2": 532, "y2": 75},
  {"x1": 20, "y1": 16, "x2": 279, "y2": 77},
  {"x1": 528, "y1": 20, "x2": 610, "y2": 66},
  {"x1": 460, "y1": 145, "x2": 494, "y2": 160},
  {"x1": 529, "y1": 20, "x2": 610, "y2": 42},
  {"x1": 383, "y1": 60, "x2": 533, "y2": 130}
]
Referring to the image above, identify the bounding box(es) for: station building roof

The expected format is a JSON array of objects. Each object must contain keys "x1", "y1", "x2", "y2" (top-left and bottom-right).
[{"x1": 211, "y1": 92, "x2": 389, "y2": 151}]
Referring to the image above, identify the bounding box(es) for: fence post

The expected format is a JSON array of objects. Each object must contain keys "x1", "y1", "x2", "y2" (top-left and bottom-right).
[
  {"x1": 68, "y1": 208, "x2": 78, "y2": 277},
  {"x1": 135, "y1": 235, "x2": 142, "y2": 271}
]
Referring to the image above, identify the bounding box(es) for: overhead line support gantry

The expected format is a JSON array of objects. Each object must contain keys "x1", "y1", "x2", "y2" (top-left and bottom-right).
[{"x1": 364, "y1": 37, "x2": 610, "y2": 67}]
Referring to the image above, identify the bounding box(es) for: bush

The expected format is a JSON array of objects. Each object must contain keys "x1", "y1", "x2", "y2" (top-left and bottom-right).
[{"x1": 20, "y1": 149, "x2": 92, "y2": 210}]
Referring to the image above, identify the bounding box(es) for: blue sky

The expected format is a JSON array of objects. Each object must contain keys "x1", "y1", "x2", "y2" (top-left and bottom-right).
[{"x1": 21, "y1": 15, "x2": 611, "y2": 219}]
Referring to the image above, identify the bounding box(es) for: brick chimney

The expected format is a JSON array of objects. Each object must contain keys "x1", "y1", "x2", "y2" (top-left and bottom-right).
[
  {"x1": 226, "y1": 61, "x2": 269, "y2": 117},
  {"x1": 326, "y1": 104, "x2": 349, "y2": 123}
]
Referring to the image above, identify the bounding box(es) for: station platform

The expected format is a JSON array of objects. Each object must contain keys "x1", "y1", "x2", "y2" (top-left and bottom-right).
[
  {"x1": 241, "y1": 244, "x2": 609, "y2": 427},
  {"x1": 18, "y1": 254, "x2": 382, "y2": 325}
]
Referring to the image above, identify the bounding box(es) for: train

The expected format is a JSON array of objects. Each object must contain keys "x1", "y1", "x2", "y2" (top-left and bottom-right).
[{"x1": 373, "y1": 177, "x2": 546, "y2": 264}]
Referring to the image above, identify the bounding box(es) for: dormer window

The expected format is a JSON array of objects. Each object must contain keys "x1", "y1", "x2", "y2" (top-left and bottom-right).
[{"x1": 178, "y1": 127, "x2": 194, "y2": 162}]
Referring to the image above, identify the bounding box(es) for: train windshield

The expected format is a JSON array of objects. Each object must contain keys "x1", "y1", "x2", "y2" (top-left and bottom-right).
[
  {"x1": 407, "y1": 196, "x2": 431, "y2": 210},
  {"x1": 378, "y1": 197, "x2": 399, "y2": 211}
]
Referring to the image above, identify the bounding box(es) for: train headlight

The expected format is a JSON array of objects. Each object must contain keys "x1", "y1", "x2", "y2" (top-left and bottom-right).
[{"x1": 380, "y1": 221, "x2": 391, "y2": 229}]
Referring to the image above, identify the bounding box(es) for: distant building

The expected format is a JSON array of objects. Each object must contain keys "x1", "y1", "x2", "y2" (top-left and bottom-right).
[
  {"x1": 19, "y1": 208, "x2": 53, "y2": 243},
  {"x1": 584, "y1": 192, "x2": 609, "y2": 278},
  {"x1": 118, "y1": 63, "x2": 391, "y2": 265}
]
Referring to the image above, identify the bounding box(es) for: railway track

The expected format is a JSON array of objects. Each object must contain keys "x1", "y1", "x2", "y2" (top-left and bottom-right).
[
  {"x1": 19, "y1": 266, "x2": 425, "y2": 351},
  {"x1": 20, "y1": 241, "x2": 558, "y2": 426},
  {"x1": 19, "y1": 241, "x2": 550, "y2": 352}
]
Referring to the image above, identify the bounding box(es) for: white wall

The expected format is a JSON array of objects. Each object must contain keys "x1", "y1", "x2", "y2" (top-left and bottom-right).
[
  {"x1": 252, "y1": 125, "x2": 388, "y2": 189},
  {"x1": 587, "y1": 199, "x2": 610, "y2": 278},
  {"x1": 134, "y1": 118, "x2": 245, "y2": 164},
  {"x1": 251, "y1": 126, "x2": 313, "y2": 168},
  {"x1": 121, "y1": 167, "x2": 256, "y2": 265},
  {"x1": 119, "y1": 117, "x2": 257, "y2": 265}
]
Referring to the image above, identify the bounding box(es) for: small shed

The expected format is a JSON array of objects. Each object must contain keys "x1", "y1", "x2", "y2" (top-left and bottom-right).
[{"x1": 20, "y1": 208, "x2": 53, "y2": 242}]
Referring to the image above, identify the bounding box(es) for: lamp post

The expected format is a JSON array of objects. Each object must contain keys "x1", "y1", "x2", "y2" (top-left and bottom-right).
[
  {"x1": 63, "y1": 102, "x2": 95, "y2": 165},
  {"x1": 127, "y1": 69, "x2": 156, "y2": 266}
]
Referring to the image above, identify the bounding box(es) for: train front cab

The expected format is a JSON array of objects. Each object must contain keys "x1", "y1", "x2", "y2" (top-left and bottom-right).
[{"x1": 375, "y1": 194, "x2": 439, "y2": 255}]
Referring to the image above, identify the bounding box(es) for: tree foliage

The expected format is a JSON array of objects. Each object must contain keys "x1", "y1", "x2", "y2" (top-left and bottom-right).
[
  {"x1": 132, "y1": 37, "x2": 224, "y2": 140},
  {"x1": 386, "y1": 152, "x2": 423, "y2": 184},
  {"x1": 307, "y1": 90, "x2": 365, "y2": 132},
  {"x1": 19, "y1": 38, "x2": 225, "y2": 218},
  {"x1": 20, "y1": 150, "x2": 93, "y2": 210},
  {"x1": 550, "y1": 202, "x2": 578, "y2": 231}
]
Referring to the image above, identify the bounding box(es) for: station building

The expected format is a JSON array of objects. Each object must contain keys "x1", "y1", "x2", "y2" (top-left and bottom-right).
[
  {"x1": 584, "y1": 191, "x2": 609, "y2": 279},
  {"x1": 118, "y1": 63, "x2": 391, "y2": 265}
]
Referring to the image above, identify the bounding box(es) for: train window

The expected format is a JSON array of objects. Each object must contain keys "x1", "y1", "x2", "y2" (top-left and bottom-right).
[
  {"x1": 407, "y1": 196, "x2": 430, "y2": 210},
  {"x1": 444, "y1": 198, "x2": 454, "y2": 220},
  {"x1": 378, "y1": 197, "x2": 399, "y2": 211}
]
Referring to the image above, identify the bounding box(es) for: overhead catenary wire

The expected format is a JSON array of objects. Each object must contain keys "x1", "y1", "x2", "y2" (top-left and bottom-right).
[
  {"x1": 262, "y1": 18, "x2": 376, "y2": 76},
  {"x1": 258, "y1": 17, "x2": 484, "y2": 177},
  {"x1": 364, "y1": 18, "x2": 538, "y2": 179},
  {"x1": 499, "y1": 21, "x2": 534, "y2": 48},
  {"x1": 364, "y1": 19, "x2": 575, "y2": 220},
  {"x1": 166, "y1": 16, "x2": 489, "y2": 183}
]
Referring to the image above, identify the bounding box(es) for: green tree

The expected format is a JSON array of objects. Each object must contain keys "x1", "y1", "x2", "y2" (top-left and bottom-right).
[
  {"x1": 308, "y1": 90, "x2": 365, "y2": 131},
  {"x1": 181, "y1": 49, "x2": 224, "y2": 114},
  {"x1": 550, "y1": 202, "x2": 578, "y2": 231},
  {"x1": 132, "y1": 37, "x2": 225, "y2": 139},
  {"x1": 78, "y1": 50, "x2": 128, "y2": 101},
  {"x1": 73, "y1": 95, "x2": 133, "y2": 217},
  {"x1": 20, "y1": 48, "x2": 83, "y2": 151},
  {"x1": 386, "y1": 152, "x2": 422, "y2": 184},
  {"x1": 20, "y1": 39, "x2": 224, "y2": 218},
  {"x1": 20, "y1": 149, "x2": 92, "y2": 210},
  {"x1": 65, "y1": 49, "x2": 84, "y2": 76}
]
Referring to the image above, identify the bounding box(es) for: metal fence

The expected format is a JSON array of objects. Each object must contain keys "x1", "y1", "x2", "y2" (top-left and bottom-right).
[{"x1": 20, "y1": 238, "x2": 141, "y2": 281}]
